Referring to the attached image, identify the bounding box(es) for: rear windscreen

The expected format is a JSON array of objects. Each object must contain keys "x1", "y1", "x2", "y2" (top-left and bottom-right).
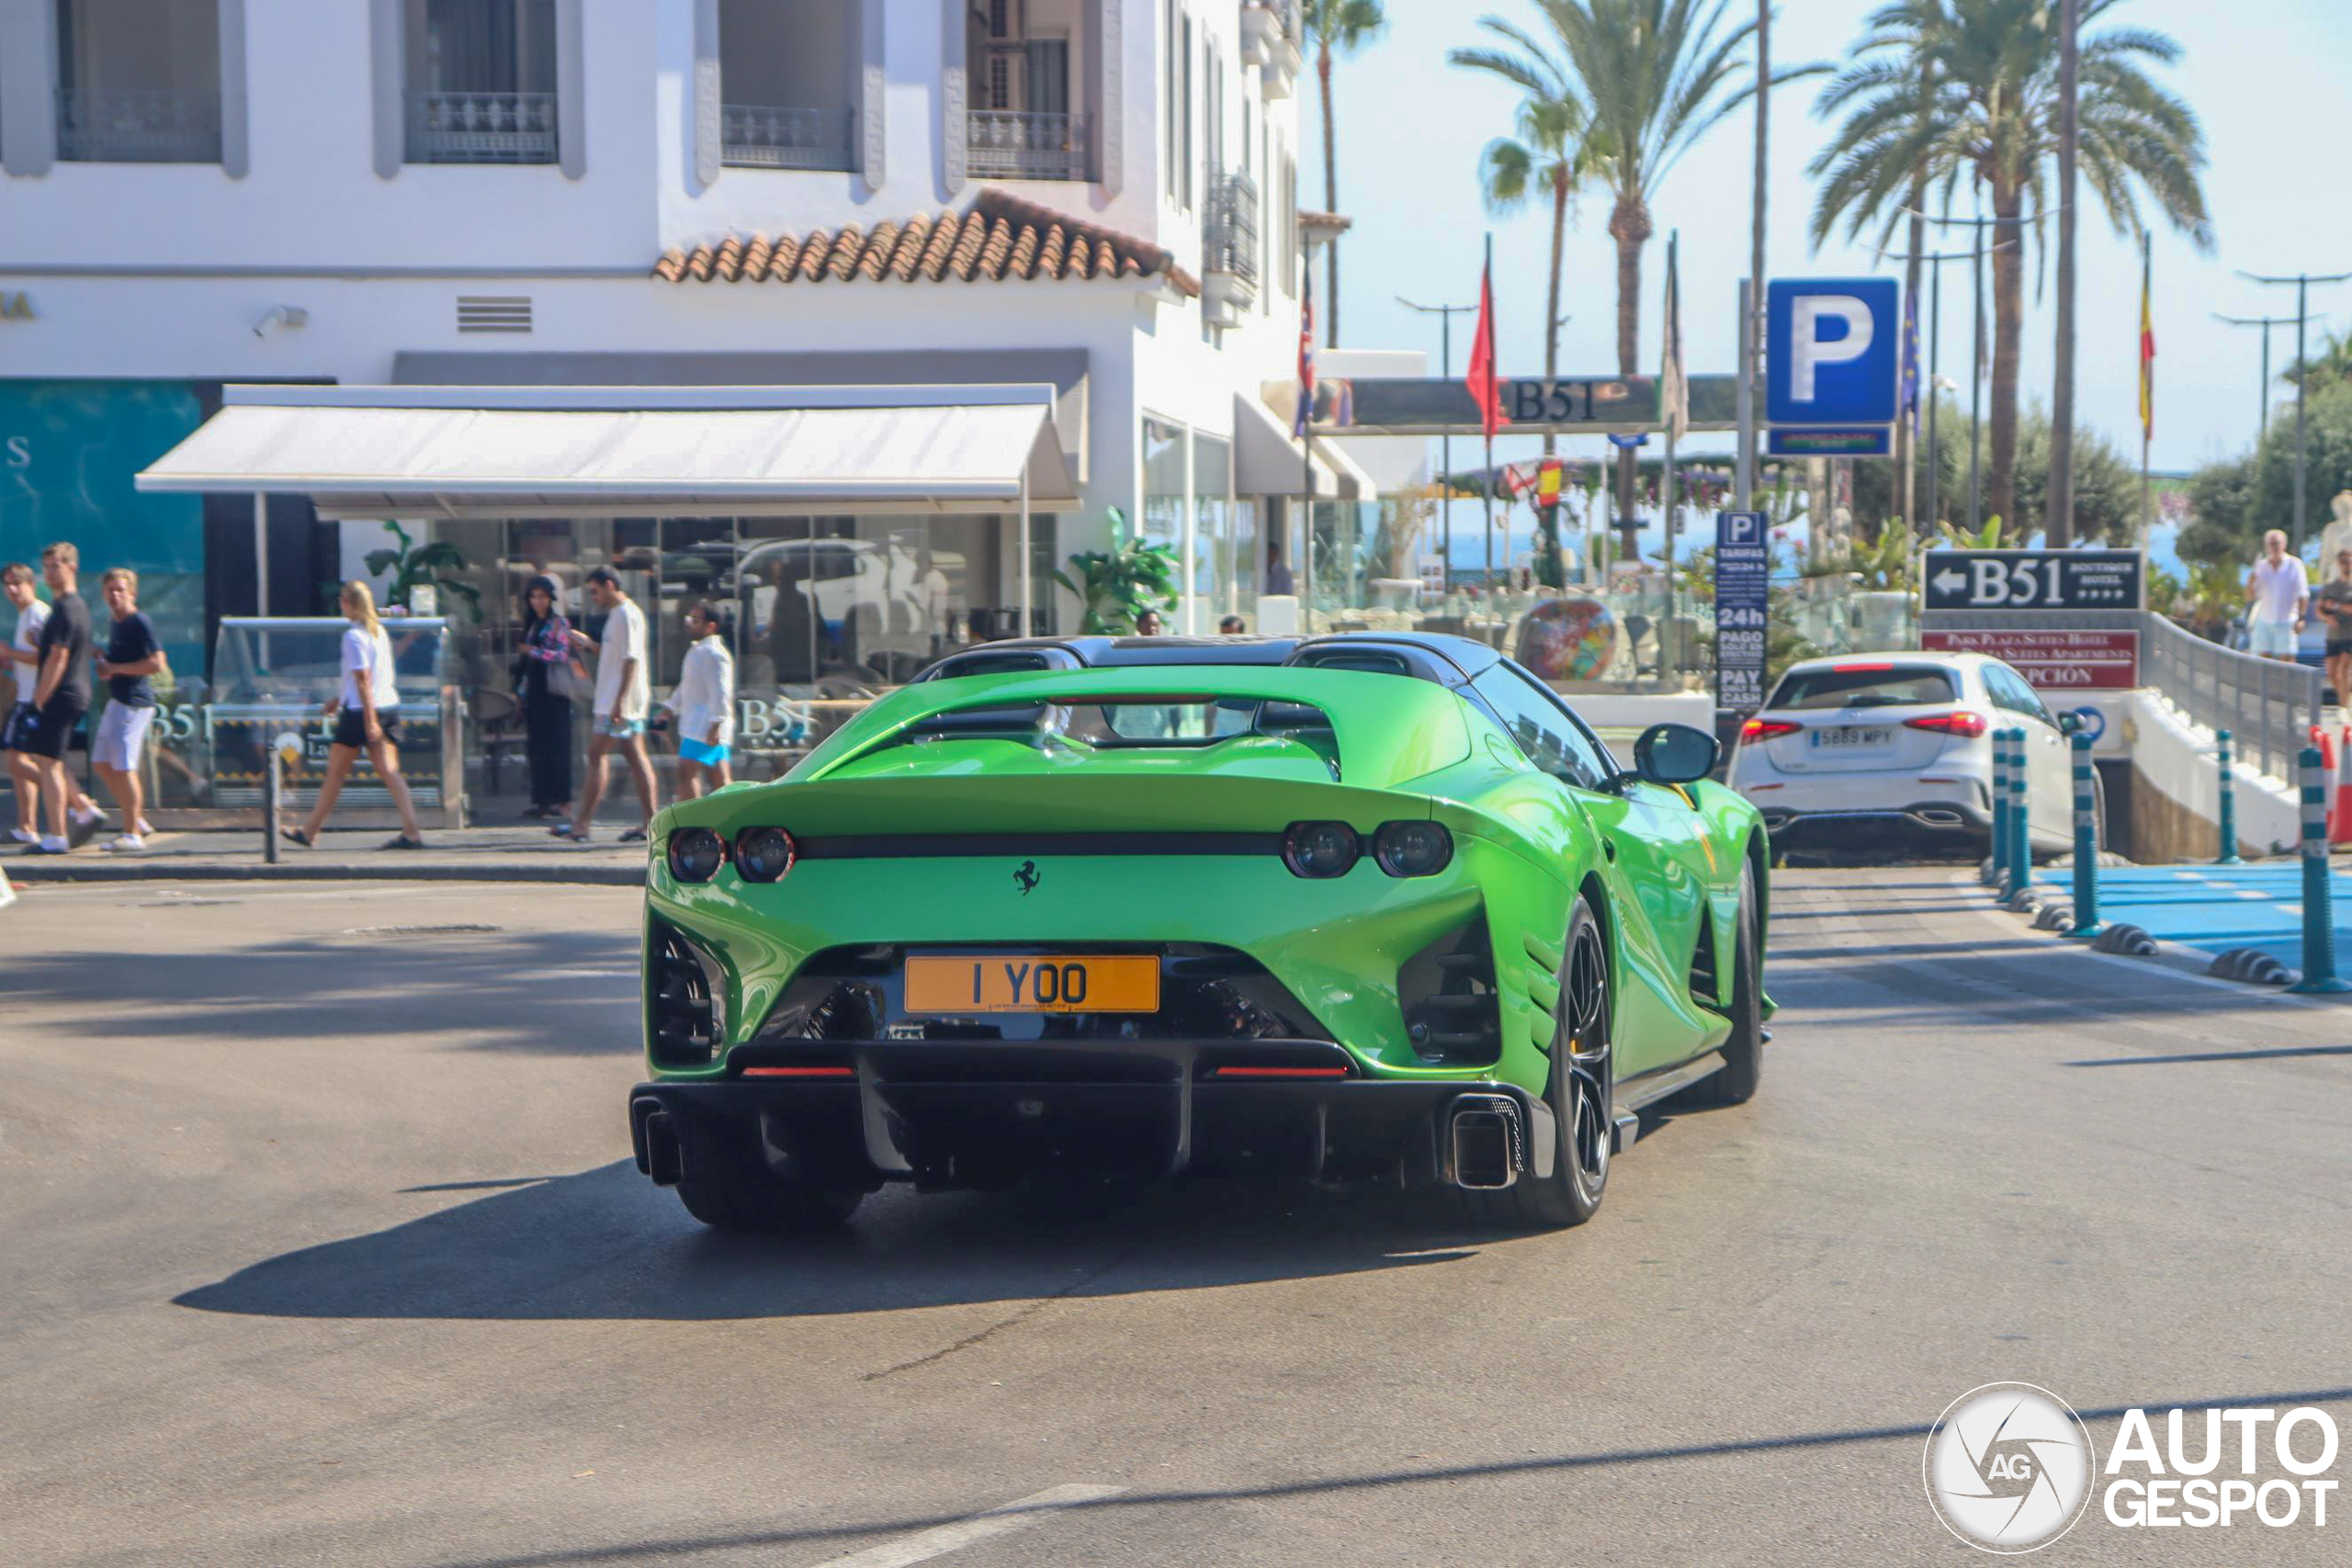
[
  {"x1": 904, "y1": 697, "x2": 1338, "y2": 758},
  {"x1": 1768, "y1": 666, "x2": 1956, "y2": 710}
]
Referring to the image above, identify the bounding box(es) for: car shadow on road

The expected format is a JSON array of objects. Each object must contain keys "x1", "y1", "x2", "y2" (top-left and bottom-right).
[{"x1": 174, "y1": 1159, "x2": 1506, "y2": 1323}]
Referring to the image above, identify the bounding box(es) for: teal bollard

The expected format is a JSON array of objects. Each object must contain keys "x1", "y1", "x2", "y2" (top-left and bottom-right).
[
  {"x1": 2007, "y1": 728, "x2": 2033, "y2": 900},
  {"x1": 2215, "y1": 729, "x2": 2243, "y2": 866},
  {"x1": 2290, "y1": 746, "x2": 2352, "y2": 993},
  {"x1": 1986, "y1": 728, "x2": 2011, "y2": 887},
  {"x1": 2065, "y1": 732, "x2": 2103, "y2": 939}
]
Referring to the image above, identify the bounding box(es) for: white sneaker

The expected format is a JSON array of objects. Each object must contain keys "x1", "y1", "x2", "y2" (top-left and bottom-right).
[
  {"x1": 102, "y1": 835, "x2": 145, "y2": 852},
  {"x1": 4, "y1": 828, "x2": 34, "y2": 845},
  {"x1": 71, "y1": 807, "x2": 104, "y2": 827}
]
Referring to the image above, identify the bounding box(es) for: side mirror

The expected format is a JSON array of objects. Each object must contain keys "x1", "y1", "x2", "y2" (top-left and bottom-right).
[
  {"x1": 2057, "y1": 711, "x2": 2086, "y2": 736},
  {"x1": 1634, "y1": 722, "x2": 1721, "y2": 786}
]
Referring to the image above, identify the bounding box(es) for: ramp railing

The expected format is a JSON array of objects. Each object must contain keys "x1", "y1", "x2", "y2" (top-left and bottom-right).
[{"x1": 2140, "y1": 611, "x2": 2323, "y2": 782}]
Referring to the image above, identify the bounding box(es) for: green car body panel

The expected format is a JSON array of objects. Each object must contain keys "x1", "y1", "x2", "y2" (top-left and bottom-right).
[{"x1": 639, "y1": 663, "x2": 1770, "y2": 1104}]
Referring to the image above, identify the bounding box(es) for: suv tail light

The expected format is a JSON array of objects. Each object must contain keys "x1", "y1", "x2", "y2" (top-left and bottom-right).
[
  {"x1": 1741, "y1": 717, "x2": 1802, "y2": 743},
  {"x1": 1903, "y1": 710, "x2": 1989, "y2": 739}
]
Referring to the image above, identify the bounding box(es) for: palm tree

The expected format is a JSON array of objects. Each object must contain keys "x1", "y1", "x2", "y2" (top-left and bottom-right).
[
  {"x1": 1503, "y1": 0, "x2": 1788, "y2": 558},
  {"x1": 1304, "y1": 0, "x2": 1387, "y2": 348},
  {"x1": 1810, "y1": 0, "x2": 2211, "y2": 533},
  {"x1": 1451, "y1": 28, "x2": 1594, "y2": 455}
]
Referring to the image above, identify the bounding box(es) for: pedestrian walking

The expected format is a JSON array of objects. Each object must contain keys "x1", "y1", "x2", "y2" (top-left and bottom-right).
[
  {"x1": 5, "y1": 561, "x2": 105, "y2": 846},
  {"x1": 7, "y1": 544, "x2": 106, "y2": 853},
  {"x1": 2245, "y1": 529, "x2": 2309, "y2": 662},
  {"x1": 556, "y1": 566, "x2": 656, "y2": 843},
  {"x1": 280, "y1": 580, "x2": 427, "y2": 851},
  {"x1": 2315, "y1": 547, "x2": 2352, "y2": 706},
  {"x1": 664, "y1": 600, "x2": 735, "y2": 799},
  {"x1": 90, "y1": 568, "x2": 164, "y2": 852},
  {"x1": 514, "y1": 574, "x2": 578, "y2": 819}
]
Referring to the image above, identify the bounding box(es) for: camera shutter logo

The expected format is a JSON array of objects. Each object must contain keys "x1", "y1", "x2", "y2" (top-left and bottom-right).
[{"x1": 1924, "y1": 1382, "x2": 2097, "y2": 1552}]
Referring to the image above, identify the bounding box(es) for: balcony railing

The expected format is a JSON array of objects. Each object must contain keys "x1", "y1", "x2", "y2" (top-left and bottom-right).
[
  {"x1": 966, "y1": 109, "x2": 1091, "y2": 182},
  {"x1": 1205, "y1": 169, "x2": 1261, "y2": 286},
  {"x1": 721, "y1": 104, "x2": 854, "y2": 171},
  {"x1": 405, "y1": 91, "x2": 558, "y2": 165},
  {"x1": 55, "y1": 88, "x2": 221, "y2": 164}
]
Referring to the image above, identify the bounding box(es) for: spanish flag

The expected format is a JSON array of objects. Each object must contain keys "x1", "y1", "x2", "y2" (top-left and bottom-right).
[{"x1": 2138, "y1": 231, "x2": 2155, "y2": 441}]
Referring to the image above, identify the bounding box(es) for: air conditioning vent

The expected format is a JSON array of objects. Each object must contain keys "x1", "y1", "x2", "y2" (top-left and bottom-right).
[{"x1": 456, "y1": 295, "x2": 532, "y2": 333}]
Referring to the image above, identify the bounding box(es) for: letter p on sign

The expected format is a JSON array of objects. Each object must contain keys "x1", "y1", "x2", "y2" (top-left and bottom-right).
[
  {"x1": 1790, "y1": 296, "x2": 1873, "y2": 402},
  {"x1": 1766, "y1": 278, "x2": 1900, "y2": 428}
]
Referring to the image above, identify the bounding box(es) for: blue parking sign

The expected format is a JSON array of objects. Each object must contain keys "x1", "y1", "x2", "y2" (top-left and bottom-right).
[{"x1": 1767, "y1": 278, "x2": 1900, "y2": 427}]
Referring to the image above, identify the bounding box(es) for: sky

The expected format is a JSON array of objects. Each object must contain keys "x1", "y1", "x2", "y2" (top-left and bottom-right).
[{"x1": 1301, "y1": 0, "x2": 2352, "y2": 484}]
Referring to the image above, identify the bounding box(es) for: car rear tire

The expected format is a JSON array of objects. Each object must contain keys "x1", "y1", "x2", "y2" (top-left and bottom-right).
[
  {"x1": 1471, "y1": 896, "x2": 1610, "y2": 1230},
  {"x1": 677, "y1": 1151, "x2": 864, "y2": 1234},
  {"x1": 1707, "y1": 866, "x2": 1765, "y2": 1106}
]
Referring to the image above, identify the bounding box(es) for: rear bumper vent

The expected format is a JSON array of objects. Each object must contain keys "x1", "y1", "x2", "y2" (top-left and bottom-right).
[
  {"x1": 650, "y1": 920, "x2": 724, "y2": 1067},
  {"x1": 1398, "y1": 918, "x2": 1501, "y2": 1066}
]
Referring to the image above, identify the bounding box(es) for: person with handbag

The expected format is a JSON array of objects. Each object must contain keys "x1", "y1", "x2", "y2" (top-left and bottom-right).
[{"x1": 514, "y1": 574, "x2": 579, "y2": 819}]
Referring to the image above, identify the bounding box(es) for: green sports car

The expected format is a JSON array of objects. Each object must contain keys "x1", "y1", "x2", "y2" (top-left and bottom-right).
[{"x1": 628, "y1": 633, "x2": 1770, "y2": 1231}]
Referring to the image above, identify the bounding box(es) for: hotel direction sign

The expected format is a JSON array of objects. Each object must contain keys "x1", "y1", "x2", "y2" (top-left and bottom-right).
[{"x1": 1291, "y1": 373, "x2": 1740, "y2": 437}]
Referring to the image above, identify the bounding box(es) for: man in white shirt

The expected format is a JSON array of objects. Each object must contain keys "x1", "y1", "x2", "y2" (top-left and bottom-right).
[
  {"x1": 2246, "y1": 529, "x2": 2310, "y2": 661},
  {"x1": 662, "y1": 600, "x2": 736, "y2": 799},
  {"x1": 557, "y1": 567, "x2": 658, "y2": 843}
]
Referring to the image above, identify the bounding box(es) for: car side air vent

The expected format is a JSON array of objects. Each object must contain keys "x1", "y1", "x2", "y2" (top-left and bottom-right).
[
  {"x1": 650, "y1": 922, "x2": 723, "y2": 1066},
  {"x1": 1397, "y1": 919, "x2": 1501, "y2": 1066},
  {"x1": 1689, "y1": 919, "x2": 1720, "y2": 1010}
]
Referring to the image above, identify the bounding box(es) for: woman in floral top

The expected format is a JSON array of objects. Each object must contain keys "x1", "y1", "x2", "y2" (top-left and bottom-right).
[{"x1": 516, "y1": 574, "x2": 577, "y2": 818}]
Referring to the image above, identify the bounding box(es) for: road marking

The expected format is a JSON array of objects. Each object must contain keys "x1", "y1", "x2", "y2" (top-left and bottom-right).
[{"x1": 811, "y1": 1484, "x2": 1125, "y2": 1568}]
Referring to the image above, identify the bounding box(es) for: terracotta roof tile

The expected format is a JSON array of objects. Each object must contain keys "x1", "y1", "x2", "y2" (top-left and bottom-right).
[{"x1": 655, "y1": 187, "x2": 1198, "y2": 297}]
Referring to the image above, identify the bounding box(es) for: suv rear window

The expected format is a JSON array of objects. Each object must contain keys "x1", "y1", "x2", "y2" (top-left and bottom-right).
[{"x1": 1768, "y1": 664, "x2": 1956, "y2": 710}]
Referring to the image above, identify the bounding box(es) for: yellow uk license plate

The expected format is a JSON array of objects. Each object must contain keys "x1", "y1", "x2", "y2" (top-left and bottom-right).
[{"x1": 902, "y1": 954, "x2": 1160, "y2": 1014}]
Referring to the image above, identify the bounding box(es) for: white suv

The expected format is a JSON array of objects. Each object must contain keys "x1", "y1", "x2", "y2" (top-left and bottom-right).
[{"x1": 1726, "y1": 652, "x2": 2088, "y2": 859}]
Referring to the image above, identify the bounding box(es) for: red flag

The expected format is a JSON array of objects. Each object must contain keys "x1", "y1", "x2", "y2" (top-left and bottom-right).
[
  {"x1": 2138, "y1": 233, "x2": 2155, "y2": 440},
  {"x1": 1293, "y1": 260, "x2": 1316, "y2": 437},
  {"x1": 1465, "y1": 255, "x2": 1508, "y2": 440}
]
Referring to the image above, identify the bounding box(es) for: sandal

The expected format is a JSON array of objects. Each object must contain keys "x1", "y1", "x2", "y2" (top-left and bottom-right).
[
  {"x1": 382, "y1": 834, "x2": 426, "y2": 851},
  {"x1": 618, "y1": 828, "x2": 648, "y2": 844},
  {"x1": 280, "y1": 827, "x2": 313, "y2": 848}
]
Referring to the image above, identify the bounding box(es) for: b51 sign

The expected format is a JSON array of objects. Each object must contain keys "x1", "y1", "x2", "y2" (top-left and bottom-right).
[{"x1": 1923, "y1": 549, "x2": 2143, "y2": 612}]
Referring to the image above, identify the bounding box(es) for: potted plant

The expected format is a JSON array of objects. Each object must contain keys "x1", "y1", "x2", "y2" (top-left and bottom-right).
[{"x1": 1051, "y1": 507, "x2": 1180, "y2": 634}]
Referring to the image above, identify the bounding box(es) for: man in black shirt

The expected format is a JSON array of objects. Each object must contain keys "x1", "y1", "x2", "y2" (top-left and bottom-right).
[
  {"x1": 20, "y1": 543, "x2": 96, "y2": 852},
  {"x1": 93, "y1": 567, "x2": 164, "y2": 852}
]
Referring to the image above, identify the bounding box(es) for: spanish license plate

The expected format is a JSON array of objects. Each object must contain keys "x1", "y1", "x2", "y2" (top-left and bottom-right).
[
  {"x1": 1813, "y1": 727, "x2": 1892, "y2": 748},
  {"x1": 902, "y1": 954, "x2": 1161, "y2": 1014}
]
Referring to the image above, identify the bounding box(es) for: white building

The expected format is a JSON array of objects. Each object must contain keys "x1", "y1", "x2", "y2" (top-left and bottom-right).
[{"x1": 0, "y1": 0, "x2": 1375, "y2": 726}]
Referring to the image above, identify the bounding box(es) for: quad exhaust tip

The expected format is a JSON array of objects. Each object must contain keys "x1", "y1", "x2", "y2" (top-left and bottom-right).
[{"x1": 1446, "y1": 1093, "x2": 1523, "y2": 1190}]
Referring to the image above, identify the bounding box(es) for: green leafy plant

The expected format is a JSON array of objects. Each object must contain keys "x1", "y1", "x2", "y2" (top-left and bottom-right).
[
  {"x1": 363, "y1": 520, "x2": 480, "y2": 616},
  {"x1": 1050, "y1": 507, "x2": 1179, "y2": 634},
  {"x1": 1937, "y1": 514, "x2": 2005, "y2": 549}
]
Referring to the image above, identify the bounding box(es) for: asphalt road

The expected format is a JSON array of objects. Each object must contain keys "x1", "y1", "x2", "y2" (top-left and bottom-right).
[{"x1": 4, "y1": 869, "x2": 2349, "y2": 1566}]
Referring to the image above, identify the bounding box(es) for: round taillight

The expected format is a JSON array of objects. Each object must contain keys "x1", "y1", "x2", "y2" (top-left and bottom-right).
[
  {"x1": 733, "y1": 826, "x2": 797, "y2": 883},
  {"x1": 666, "y1": 827, "x2": 726, "y2": 884},
  {"x1": 1282, "y1": 820, "x2": 1361, "y2": 879},
  {"x1": 1374, "y1": 820, "x2": 1453, "y2": 877}
]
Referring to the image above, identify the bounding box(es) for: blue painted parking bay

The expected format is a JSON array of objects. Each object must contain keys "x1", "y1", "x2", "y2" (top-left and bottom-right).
[{"x1": 2030, "y1": 863, "x2": 2352, "y2": 964}]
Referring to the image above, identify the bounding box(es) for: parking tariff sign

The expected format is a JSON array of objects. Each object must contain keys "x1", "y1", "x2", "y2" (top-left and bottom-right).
[{"x1": 1715, "y1": 511, "x2": 1771, "y2": 713}]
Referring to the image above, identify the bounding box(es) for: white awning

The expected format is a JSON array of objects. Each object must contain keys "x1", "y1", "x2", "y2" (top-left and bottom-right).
[
  {"x1": 135, "y1": 384, "x2": 1080, "y2": 518},
  {"x1": 1232, "y1": 392, "x2": 1371, "y2": 501}
]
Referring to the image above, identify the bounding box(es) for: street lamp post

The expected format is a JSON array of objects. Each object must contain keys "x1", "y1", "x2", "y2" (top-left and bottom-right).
[
  {"x1": 2239, "y1": 270, "x2": 2351, "y2": 558},
  {"x1": 1397, "y1": 295, "x2": 1476, "y2": 593},
  {"x1": 2214, "y1": 313, "x2": 2302, "y2": 449}
]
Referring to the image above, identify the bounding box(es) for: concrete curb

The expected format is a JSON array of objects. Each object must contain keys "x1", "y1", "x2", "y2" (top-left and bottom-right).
[{"x1": 4, "y1": 857, "x2": 644, "y2": 887}]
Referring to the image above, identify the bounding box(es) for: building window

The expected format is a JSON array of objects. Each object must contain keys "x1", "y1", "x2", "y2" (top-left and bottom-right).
[
  {"x1": 718, "y1": 0, "x2": 856, "y2": 171},
  {"x1": 53, "y1": 0, "x2": 222, "y2": 164},
  {"x1": 965, "y1": 0, "x2": 1091, "y2": 182},
  {"x1": 1177, "y1": 12, "x2": 1193, "y2": 209},
  {"x1": 403, "y1": 0, "x2": 560, "y2": 165}
]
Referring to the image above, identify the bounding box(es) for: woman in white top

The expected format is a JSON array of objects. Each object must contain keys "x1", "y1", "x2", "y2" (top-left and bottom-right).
[
  {"x1": 282, "y1": 580, "x2": 427, "y2": 850},
  {"x1": 663, "y1": 600, "x2": 737, "y2": 798}
]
